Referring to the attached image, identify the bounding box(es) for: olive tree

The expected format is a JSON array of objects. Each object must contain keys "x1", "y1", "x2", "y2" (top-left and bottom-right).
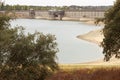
[
  {"x1": 0, "y1": 15, "x2": 59, "y2": 80},
  {"x1": 102, "y1": 0, "x2": 120, "y2": 61}
]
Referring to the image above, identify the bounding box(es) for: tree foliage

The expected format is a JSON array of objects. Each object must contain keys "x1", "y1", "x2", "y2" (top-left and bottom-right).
[
  {"x1": 94, "y1": 18, "x2": 105, "y2": 25},
  {"x1": 0, "y1": 15, "x2": 59, "y2": 80},
  {"x1": 102, "y1": 0, "x2": 120, "y2": 61}
]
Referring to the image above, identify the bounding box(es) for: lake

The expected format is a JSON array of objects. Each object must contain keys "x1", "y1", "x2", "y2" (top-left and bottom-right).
[{"x1": 10, "y1": 19, "x2": 103, "y2": 64}]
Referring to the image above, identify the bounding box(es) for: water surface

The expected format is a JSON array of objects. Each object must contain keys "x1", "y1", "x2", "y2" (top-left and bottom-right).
[{"x1": 10, "y1": 19, "x2": 103, "y2": 64}]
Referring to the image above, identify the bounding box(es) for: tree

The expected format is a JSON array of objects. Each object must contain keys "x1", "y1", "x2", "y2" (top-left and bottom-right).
[
  {"x1": 102, "y1": 0, "x2": 120, "y2": 61},
  {"x1": 0, "y1": 15, "x2": 16, "y2": 66},
  {"x1": 0, "y1": 15, "x2": 59, "y2": 80},
  {"x1": 0, "y1": 2, "x2": 4, "y2": 10}
]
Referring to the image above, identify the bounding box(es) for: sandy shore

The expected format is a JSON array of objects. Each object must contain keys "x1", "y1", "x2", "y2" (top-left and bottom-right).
[
  {"x1": 77, "y1": 29, "x2": 104, "y2": 45},
  {"x1": 77, "y1": 29, "x2": 120, "y2": 65}
]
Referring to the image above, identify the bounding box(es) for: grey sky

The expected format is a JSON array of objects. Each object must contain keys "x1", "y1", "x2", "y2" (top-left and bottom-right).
[{"x1": 5, "y1": 0, "x2": 115, "y2": 6}]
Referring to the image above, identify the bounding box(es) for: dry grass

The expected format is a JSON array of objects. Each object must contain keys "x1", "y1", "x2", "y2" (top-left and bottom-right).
[{"x1": 46, "y1": 65, "x2": 120, "y2": 80}]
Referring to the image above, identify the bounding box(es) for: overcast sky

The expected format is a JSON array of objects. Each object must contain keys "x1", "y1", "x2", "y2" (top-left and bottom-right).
[{"x1": 5, "y1": 0, "x2": 115, "y2": 6}]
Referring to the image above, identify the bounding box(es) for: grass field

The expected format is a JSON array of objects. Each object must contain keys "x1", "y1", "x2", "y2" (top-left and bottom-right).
[{"x1": 46, "y1": 64, "x2": 120, "y2": 80}]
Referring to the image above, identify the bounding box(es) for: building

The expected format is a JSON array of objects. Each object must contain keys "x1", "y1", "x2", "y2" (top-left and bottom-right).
[
  {"x1": 29, "y1": 8, "x2": 35, "y2": 18},
  {"x1": 48, "y1": 9, "x2": 65, "y2": 20}
]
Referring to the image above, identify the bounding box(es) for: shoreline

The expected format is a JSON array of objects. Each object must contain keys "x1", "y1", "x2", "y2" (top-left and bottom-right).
[
  {"x1": 77, "y1": 29, "x2": 104, "y2": 45},
  {"x1": 35, "y1": 17, "x2": 104, "y2": 26},
  {"x1": 14, "y1": 18, "x2": 120, "y2": 65},
  {"x1": 23, "y1": 18, "x2": 120, "y2": 65},
  {"x1": 13, "y1": 18, "x2": 120, "y2": 66},
  {"x1": 76, "y1": 29, "x2": 120, "y2": 65},
  {"x1": 63, "y1": 17, "x2": 104, "y2": 26}
]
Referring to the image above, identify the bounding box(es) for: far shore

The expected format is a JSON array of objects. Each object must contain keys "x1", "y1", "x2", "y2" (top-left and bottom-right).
[
  {"x1": 35, "y1": 16, "x2": 104, "y2": 26},
  {"x1": 63, "y1": 17, "x2": 104, "y2": 26}
]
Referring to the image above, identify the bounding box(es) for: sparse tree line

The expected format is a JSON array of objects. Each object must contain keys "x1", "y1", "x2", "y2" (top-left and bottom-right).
[
  {"x1": 0, "y1": 3, "x2": 68, "y2": 11},
  {"x1": 0, "y1": 2, "x2": 110, "y2": 11}
]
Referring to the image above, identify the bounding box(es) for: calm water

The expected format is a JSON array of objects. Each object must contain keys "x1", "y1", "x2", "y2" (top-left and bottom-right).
[{"x1": 10, "y1": 19, "x2": 103, "y2": 64}]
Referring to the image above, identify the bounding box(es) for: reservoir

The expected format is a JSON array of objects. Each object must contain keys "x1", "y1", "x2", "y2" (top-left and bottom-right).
[{"x1": 10, "y1": 19, "x2": 103, "y2": 64}]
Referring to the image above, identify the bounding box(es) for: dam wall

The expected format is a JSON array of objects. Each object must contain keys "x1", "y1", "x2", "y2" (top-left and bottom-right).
[
  {"x1": 65, "y1": 11, "x2": 104, "y2": 19},
  {"x1": 0, "y1": 10, "x2": 105, "y2": 20}
]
